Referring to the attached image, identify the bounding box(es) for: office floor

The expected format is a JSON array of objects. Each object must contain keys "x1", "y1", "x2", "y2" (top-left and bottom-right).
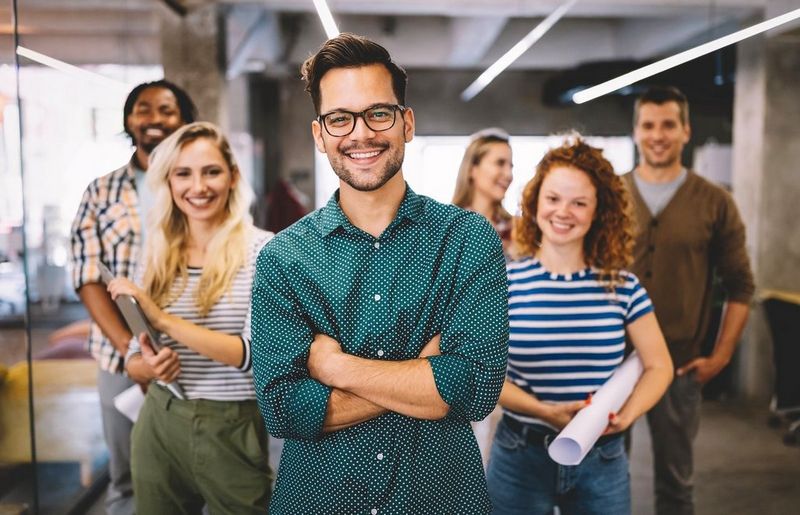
[{"x1": 80, "y1": 399, "x2": 800, "y2": 515}]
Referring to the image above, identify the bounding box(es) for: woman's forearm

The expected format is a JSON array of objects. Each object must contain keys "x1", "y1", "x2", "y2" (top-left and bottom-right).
[{"x1": 160, "y1": 313, "x2": 245, "y2": 367}]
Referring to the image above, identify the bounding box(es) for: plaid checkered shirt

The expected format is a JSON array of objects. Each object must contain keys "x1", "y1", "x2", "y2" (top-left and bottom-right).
[{"x1": 70, "y1": 158, "x2": 142, "y2": 373}]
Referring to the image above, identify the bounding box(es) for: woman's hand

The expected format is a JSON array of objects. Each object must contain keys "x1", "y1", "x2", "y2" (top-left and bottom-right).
[
  {"x1": 107, "y1": 277, "x2": 165, "y2": 330},
  {"x1": 603, "y1": 410, "x2": 635, "y2": 435},
  {"x1": 139, "y1": 332, "x2": 181, "y2": 383},
  {"x1": 542, "y1": 400, "x2": 586, "y2": 430}
]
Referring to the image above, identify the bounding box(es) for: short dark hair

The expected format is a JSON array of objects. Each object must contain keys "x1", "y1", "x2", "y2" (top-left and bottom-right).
[
  {"x1": 301, "y1": 33, "x2": 408, "y2": 114},
  {"x1": 634, "y1": 85, "x2": 690, "y2": 127},
  {"x1": 123, "y1": 80, "x2": 198, "y2": 141}
]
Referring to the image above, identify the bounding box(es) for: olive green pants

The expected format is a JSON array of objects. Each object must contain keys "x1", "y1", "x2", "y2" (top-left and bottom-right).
[{"x1": 131, "y1": 384, "x2": 272, "y2": 514}]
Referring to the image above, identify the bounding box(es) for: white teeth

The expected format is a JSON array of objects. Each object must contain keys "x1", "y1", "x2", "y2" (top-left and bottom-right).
[
  {"x1": 145, "y1": 128, "x2": 164, "y2": 136},
  {"x1": 348, "y1": 150, "x2": 381, "y2": 159},
  {"x1": 187, "y1": 197, "x2": 213, "y2": 206},
  {"x1": 552, "y1": 221, "x2": 571, "y2": 230}
]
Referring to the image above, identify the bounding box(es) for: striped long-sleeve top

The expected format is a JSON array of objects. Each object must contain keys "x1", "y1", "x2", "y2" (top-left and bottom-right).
[
  {"x1": 505, "y1": 257, "x2": 653, "y2": 430},
  {"x1": 128, "y1": 228, "x2": 272, "y2": 401}
]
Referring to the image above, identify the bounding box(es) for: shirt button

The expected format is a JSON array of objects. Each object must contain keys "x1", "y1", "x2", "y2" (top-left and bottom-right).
[
  {"x1": 374, "y1": 242, "x2": 380, "y2": 249},
  {"x1": 374, "y1": 294, "x2": 381, "y2": 301},
  {"x1": 377, "y1": 349, "x2": 385, "y2": 357},
  {"x1": 371, "y1": 509, "x2": 378, "y2": 515},
  {"x1": 377, "y1": 453, "x2": 384, "y2": 460}
]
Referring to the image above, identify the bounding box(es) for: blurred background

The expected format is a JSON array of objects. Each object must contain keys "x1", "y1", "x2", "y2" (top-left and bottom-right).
[{"x1": 0, "y1": 0, "x2": 798, "y2": 513}]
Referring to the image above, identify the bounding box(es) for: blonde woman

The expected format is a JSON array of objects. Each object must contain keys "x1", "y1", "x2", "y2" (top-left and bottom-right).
[
  {"x1": 107, "y1": 122, "x2": 273, "y2": 514},
  {"x1": 453, "y1": 128, "x2": 514, "y2": 253}
]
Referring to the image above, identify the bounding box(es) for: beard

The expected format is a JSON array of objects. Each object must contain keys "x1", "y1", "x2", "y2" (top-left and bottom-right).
[
  {"x1": 138, "y1": 140, "x2": 160, "y2": 154},
  {"x1": 328, "y1": 143, "x2": 405, "y2": 192}
]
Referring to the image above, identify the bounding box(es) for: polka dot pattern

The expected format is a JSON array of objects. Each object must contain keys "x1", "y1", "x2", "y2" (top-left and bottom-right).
[{"x1": 251, "y1": 186, "x2": 508, "y2": 514}]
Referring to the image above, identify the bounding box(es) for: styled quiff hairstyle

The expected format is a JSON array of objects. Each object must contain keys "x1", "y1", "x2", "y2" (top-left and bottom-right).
[
  {"x1": 452, "y1": 128, "x2": 512, "y2": 224},
  {"x1": 634, "y1": 85, "x2": 690, "y2": 127},
  {"x1": 300, "y1": 33, "x2": 408, "y2": 114},
  {"x1": 513, "y1": 135, "x2": 635, "y2": 286}
]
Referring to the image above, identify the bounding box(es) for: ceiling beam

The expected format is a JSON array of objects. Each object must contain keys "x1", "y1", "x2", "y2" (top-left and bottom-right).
[{"x1": 448, "y1": 16, "x2": 508, "y2": 67}]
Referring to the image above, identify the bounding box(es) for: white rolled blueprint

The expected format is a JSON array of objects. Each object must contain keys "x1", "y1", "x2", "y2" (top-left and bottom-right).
[{"x1": 547, "y1": 352, "x2": 644, "y2": 465}]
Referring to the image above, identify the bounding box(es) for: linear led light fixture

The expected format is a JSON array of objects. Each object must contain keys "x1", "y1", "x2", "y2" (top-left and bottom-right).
[
  {"x1": 573, "y1": 7, "x2": 800, "y2": 104},
  {"x1": 461, "y1": 0, "x2": 578, "y2": 102},
  {"x1": 16, "y1": 45, "x2": 129, "y2": 93},
  {"x1": 313, "y1": 0, "x2": 340, "y2": 39}
]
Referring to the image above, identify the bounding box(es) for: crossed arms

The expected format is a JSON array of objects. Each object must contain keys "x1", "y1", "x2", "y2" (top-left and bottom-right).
[{"x1": 250, "y1": 236, "x2": 508, "y2": 441}]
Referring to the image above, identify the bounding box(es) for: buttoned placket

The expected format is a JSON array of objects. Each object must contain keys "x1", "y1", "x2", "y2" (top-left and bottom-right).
[{"x1": 371, "y1": 236, "x2": 387, "y2": 359}]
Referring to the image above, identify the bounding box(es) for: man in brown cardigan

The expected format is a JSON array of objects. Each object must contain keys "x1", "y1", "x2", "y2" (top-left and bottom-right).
[{"x1": 623, "y1": 86, "x2": 754, "y2": 515}]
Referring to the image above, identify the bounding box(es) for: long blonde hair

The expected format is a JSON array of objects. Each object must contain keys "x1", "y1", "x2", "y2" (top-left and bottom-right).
[
  {"x1": 452, "y1": 128, "x2": 512, "y2": 223},
  {"x1": 143, "y1": 122, "x2": 255, "y2": 316}
]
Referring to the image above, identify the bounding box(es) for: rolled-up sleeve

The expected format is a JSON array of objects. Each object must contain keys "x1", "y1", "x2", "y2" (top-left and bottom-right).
[
  {"x1": 250, "y1": 247, "x2": 332, "y2": 440},
  {"x1": 428, "y1": 218, "x2": 508, "y2": 422}
]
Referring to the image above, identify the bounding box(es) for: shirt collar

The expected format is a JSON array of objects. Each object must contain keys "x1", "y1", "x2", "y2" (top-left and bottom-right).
[{"x1": 316, "y1": 183, "x2": 425, "y2": 237}]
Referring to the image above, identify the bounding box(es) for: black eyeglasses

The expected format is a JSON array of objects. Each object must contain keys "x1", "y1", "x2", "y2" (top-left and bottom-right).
[{"x1": 318, "y1": 104, "x2": 406, "y2": 137}]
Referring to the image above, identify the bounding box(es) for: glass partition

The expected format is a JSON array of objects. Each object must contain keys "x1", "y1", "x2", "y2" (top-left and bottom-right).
[
  {"x1": 0, "y1": 1, "x2": 35, "y2": 512},
  {"x1": 0, "y1": 1, "x2": 161, "y2": 511}
]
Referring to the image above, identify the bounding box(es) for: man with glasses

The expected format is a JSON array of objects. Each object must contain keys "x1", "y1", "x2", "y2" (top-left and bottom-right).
[{"x1": 251, "y1": 33, "x2": 508, "y2": 513}]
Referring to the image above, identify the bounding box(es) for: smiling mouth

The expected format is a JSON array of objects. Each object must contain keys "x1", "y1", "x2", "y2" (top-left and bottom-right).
[
  {"x1": 345, "y1": 149, "x2": 383, "y2": 160},
  {"x1": 144, "y1": 127, "x2": 166, "y2": 138},
  {"x1": 550, "y1": 220, "x2": 573, "y2": 232},
  {"x1": 186, "y1": 197, "x2": 215, "y2": 207}
]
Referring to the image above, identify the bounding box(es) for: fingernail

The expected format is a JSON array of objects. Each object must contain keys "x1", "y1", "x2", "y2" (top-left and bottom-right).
[
  {"x1": 608, "y1": 412, "x2": 616, "y2": 421},
  {"x1": 585, "y1": 393, "x2": 592, "y2": 405}
]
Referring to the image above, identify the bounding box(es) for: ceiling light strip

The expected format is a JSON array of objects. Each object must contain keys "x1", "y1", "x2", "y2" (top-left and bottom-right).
[
  {"x1": 572, "y1": 7, "x2": 800, "y2": 104},
  {"x1": 313, "y1": 0, "x2": 340, "y2": 39},
  {"x1": 16, "y1": 45, "x2": 129, "y2": 92},
  {"x1": 461, "y1": 0, "x2": 578, "y2": 102}
]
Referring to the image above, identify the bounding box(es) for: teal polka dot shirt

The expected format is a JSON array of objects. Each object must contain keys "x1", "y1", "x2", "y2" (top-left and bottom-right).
[{"x1": 251, "y1": 185, "x2": 508, "y2": 514}]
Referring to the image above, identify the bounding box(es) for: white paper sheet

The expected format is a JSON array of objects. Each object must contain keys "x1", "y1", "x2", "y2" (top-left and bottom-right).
[
  {"x1": 114, "y1": 384, "x2": 145, "y2": 423},
  {"x1": 548, "y1": 352, "x2": 644, "y2": 465}
]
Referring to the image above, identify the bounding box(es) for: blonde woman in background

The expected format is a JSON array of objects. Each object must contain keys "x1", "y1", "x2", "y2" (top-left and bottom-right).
[
  {"x1": 107, "y1": 122, "x2": 273, "y2": 514},
  {"x1": 453, "y1": 128, "x2": 514, "y2": 255}
]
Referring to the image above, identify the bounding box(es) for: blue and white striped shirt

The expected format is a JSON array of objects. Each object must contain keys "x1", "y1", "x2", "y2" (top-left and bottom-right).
[{"x1": 505, "y1": 257, "x2": 653, "y2": 429}]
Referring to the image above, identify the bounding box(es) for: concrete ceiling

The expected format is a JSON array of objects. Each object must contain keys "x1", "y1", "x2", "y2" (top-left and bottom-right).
[{"x1": 0, "y1": 0, "x2": 779, "y2": 74}]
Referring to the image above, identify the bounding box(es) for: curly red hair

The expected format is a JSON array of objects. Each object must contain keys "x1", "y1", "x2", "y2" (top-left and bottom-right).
[{"x1": 513, "y1": 136, "x2": 635, "y2": 285}]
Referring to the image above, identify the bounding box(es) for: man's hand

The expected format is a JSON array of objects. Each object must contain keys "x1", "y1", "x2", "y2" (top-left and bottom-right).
[
  {"x1": 308, "y1": 334, "x2": 344, "y2": 385},
  {"x1": 542, "y1": 400, "x2": 586, "y2": 430},
  {"x1": 140, "y1": 332, "x2": 180, "y2": 383},
  {"x1": 418, "y1": 334, "x2": 441, "y2": 358},
  {"x1": 676, "y1": 355, "x2": 726, "y2": 384}
]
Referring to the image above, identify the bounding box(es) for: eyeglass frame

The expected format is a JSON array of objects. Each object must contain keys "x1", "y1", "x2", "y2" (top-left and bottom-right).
[{"x1": 317, "y1": 103, "x2": 407, "y2": 137}]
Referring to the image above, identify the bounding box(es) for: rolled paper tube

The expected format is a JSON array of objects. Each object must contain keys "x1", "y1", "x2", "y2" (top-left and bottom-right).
[
  {"x1": 548, "y1": 352, "x2": 644, "y2": 465},
  {"x1": 113, "y1": 384, "x2": 146, "y2": 423}
]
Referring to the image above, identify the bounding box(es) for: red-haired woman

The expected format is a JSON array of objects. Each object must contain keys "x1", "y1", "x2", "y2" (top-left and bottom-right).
[{"x1": 486, "y1": 136, "x2": 673, "y2": 515}]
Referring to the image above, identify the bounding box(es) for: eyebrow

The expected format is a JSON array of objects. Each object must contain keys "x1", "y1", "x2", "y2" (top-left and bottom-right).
[
  {"x1": 321, "y1": 102, "x2": 396, "y2": 114},
  {"x1": 172, "y1": 164, "x2": 223, "y2": 172}
]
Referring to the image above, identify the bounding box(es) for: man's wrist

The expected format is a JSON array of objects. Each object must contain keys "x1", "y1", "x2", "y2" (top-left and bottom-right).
[
  {"x1": 709, "y1": 348, "x2": 733, "y2": 368},
  {"x1": 326, "y1": 352, "x2": 356, "y2": 390}
]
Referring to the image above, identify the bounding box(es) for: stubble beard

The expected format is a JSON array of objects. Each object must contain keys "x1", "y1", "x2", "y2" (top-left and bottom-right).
[{"x1": 330, "y1": 145, "x2": 405, "y2": 192}]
